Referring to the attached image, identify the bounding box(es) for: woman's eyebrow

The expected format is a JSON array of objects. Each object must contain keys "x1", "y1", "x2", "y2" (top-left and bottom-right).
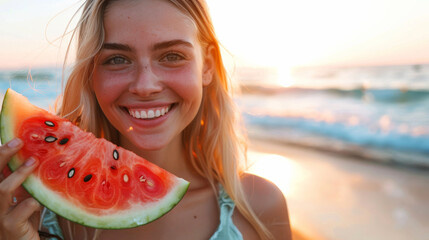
[
  {"x1": 102, "y1": 43, "x2": 133, "y2": 51},
  {"x1": 101, "y1": 40, "x2": 193, "y2": 52},
  {"x1": 152, "y1": 39, "x2": 193, "y2": 50}
]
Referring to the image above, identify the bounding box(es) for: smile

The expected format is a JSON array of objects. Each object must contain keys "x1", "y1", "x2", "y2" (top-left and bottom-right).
[{"x1": 127, "y1": 105, "x2": 171, "y2": 119}]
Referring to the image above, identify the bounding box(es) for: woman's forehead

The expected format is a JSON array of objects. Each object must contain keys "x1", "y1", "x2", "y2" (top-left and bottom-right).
[
  {"x1": 104, "y1": 0, "x2": 194, "y2": 25},
  {"x1": 103, "y1": 0, "x2": 198, "y2": 43}
]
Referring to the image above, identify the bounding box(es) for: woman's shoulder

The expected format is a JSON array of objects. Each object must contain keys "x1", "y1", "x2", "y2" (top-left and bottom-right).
[
  {"x1": 240, "y1": 173, "x2": 286, "y2": 213},
  {"x1": 240, "y1": 173, "x2": 292, "y2": 239}
]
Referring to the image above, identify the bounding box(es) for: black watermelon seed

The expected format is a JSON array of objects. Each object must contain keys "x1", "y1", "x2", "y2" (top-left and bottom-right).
[
  {"x1": 83, "y1": 174, "x2": 92, "y2": 182},
  {"x1": 45, "y1": 136, "x2": 57, "y2": 143},
  {"x1": 44, "y1": 121, "x2": 55, "y2": 127},
  {"x1": 110, "y1": 166, "x2": 117, "y2": 170},
  {"x1": 59, "y1": 138, "x2": 69, "y2": 145},
  {"x1": 113, "y1": 150, "x2": 119, "y2": 160},
  {"x1": 68, "y1": 168, "x2": 75, "y2": 178}
]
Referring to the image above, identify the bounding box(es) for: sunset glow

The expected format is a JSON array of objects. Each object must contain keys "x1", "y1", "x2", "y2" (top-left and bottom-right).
[
  {"x1": 2, "y1": 1, "x2": 429, "y2": 69},
  {"x1": 276, "y1": 67, "x2": 295, "y2": 88},
  {"x1": 207, "y1": 0, "x2": 429, "y2": 68},
  {"x1": 247, "y1": 151, "x2": 301, "y2": 198}
]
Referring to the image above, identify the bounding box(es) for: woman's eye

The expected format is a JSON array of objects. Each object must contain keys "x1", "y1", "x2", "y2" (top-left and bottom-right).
[
  {"x1": 104, "y1": 56, "x2": 129, "y2": 65},
  {"x1": 160, "y1": 53, "x2": 185, "y2": 62}
]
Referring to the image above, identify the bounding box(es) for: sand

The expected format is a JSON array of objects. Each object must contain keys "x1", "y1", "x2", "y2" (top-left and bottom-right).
[{"x1": 246, "y1": 137, "x2": 429, "y2": 240}]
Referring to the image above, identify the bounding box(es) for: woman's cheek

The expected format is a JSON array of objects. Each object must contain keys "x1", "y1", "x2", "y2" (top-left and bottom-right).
[
  {"x1": 161, "y1": 65, "x2": 203, "y2": 96},
  {"x1": 93, "y1": 70, "x2": 130, "y2": 99}
]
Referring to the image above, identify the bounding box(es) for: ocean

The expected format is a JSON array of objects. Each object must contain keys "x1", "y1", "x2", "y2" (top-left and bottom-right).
[
  {"x1": 236, "y1": 64, "x2": 429, "y2": 168},
  {"x1": 1, "y1": 65, "x2": 428, "y2": 168}
]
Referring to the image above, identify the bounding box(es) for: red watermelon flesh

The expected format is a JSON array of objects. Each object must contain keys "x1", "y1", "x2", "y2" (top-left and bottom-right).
[{"x1": 0, "y1": 89, "x2": 189, "y2": 229}]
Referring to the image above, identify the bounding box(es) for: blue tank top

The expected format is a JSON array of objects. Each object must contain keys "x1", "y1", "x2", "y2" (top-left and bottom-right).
[
  {"x1": 209, "y1": 186, "x2": 243, "y2": 240},
  {"x1": 39, "y1": 186, "x2": 243, "y2": 240}
]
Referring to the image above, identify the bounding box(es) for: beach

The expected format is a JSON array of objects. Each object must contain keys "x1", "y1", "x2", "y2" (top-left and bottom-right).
[{"x1": 246, "y1": 136, "x2": 429, "y2": 240}]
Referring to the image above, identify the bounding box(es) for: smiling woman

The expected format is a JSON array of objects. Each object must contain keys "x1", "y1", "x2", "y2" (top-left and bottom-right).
[
  {"x1": 92, "y1": 0, "x2": 209, "y2": 153},
  {"x1": 0, "y1": 0, "x2": 292, "y2": 240}
]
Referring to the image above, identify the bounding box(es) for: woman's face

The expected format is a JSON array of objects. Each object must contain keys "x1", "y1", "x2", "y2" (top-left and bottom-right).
[{"x1": 92, "y1": 0, "x2": 213, "y2": 153}]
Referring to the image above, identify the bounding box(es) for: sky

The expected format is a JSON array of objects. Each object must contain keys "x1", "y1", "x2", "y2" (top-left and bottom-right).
[{"x1": 1, "y1": 0, "x2": 429, "y2": 70}]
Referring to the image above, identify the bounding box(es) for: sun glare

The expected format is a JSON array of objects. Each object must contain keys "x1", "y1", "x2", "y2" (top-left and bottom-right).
[
  {"x1": 277, "y1": 67, "x2": 295, "y2": 88},
  {"x1": 247, "y1": 150, "x2": 300, "y2": 198}
]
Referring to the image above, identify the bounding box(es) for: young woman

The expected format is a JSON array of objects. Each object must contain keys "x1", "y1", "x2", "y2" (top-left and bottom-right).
[{"x1": 0, "y1": 0, "x2": 292, "y2": 239}]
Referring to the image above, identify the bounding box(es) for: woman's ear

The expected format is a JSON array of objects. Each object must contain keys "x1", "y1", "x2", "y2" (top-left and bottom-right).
[{"x1": 202, "y1": 44, "x2": 216, "y2": 86}]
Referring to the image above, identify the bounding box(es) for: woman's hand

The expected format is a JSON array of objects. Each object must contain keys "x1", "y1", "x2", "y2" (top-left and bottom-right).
[{"x1": 0, "y1": 138, "x2": 41, "y2": 240}]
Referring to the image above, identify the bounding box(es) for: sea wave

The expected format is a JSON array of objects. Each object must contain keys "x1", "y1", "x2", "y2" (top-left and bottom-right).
[
  {"x1": 237, "y1": 84, "x2": 429, "y2": 168},
  {"x1": 240, "y1": 85, "x2": 429, "y2": 103},
  {"x1": 244, "y1": 113, "x2": 429, "y2": 154},
  {"x1": 0, "y1": 69, "x2": 61, "y2": 82},
  {"x1": 245, "y1": 118, "x2": 429, "y2": 169}
]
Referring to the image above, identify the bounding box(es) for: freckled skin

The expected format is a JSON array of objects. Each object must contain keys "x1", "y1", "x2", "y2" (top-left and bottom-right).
[{"x1": 92, "y1": 0, "x2": 207, "y2": 156}]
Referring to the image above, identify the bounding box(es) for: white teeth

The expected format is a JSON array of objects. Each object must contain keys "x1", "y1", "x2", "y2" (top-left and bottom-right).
[
  {"x1": 129, "y1": 109, "x2": 135, "y2": 117},
  {"x1": 141, "y1": 111, "x2": 147, "y2": 118},
  {"x1": 128, "y1": 105, "x2": 171, "y2": 120},
  {"x1": 148, "y1": 110, "x2": 155, "y2": 118}
]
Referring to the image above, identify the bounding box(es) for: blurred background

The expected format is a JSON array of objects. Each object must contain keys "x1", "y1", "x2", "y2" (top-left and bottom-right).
[{"x1": 1, "y1": 0, "x2": 428, "y2": 239}]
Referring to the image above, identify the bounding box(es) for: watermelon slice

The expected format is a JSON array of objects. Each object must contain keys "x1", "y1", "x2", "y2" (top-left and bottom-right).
[{"x1": 0, "y1": 88, "x2": 189, "y2": 229}]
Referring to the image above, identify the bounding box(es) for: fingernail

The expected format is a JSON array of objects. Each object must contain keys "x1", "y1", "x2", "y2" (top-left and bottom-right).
[
  {"x1": 7, "y1": 138, "x2": 22, "y2": 148},
  {"x1": 25, "y1": 157, "x2": 36, "y2": 167}
]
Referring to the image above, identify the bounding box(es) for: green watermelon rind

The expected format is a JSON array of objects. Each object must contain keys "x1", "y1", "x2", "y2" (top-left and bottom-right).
[
  {"x1": 0, "y1": 89, "x2": 190, "y2": 229},
  {"x1": 0, "y1": 89, "x2": 21, "y2": 170},
  {"x1": 26, "y1": 175, "x2": 189, "y2": 229}
]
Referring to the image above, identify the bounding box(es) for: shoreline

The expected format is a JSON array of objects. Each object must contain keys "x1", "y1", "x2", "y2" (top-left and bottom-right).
[
  {"x1": 246, "y1": 127, "x2": 429, "y2": 170},
  {"x1": 246, "y1": 136, "x2": 429, "y2": 240}
]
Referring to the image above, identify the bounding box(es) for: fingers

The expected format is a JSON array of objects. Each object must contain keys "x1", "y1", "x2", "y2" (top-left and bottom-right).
[
  {"x1": 0, "y1": 138, "x2": 23, "y2": 170},
  {"x1": 0, "y1": 138, "x2": 42, "y2": 240},
  {"x1": 0, "y1": 198, "x2": 41, "y2": 240},
  {"x1": 0, "y1": 157, "x2": 38, "y2": 214},
  {"x1": 7, "y1": 198, "x2": 41, "y2": 225}
]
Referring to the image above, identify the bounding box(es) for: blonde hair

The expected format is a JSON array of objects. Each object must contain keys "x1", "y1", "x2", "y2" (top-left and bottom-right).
[{"x1": 59, "y1": 0, "x2": 273, "y2": 239}]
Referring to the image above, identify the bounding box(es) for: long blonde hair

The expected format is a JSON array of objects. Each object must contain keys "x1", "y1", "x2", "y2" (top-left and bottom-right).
[{"x1": 59, "y1": 0, "x2": 272, "y2": 239}]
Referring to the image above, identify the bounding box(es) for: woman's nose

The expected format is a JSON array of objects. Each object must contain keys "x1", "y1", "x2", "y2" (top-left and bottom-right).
[{"x1": 128, "y1": 64, "x2": 163, "y2": 97}]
